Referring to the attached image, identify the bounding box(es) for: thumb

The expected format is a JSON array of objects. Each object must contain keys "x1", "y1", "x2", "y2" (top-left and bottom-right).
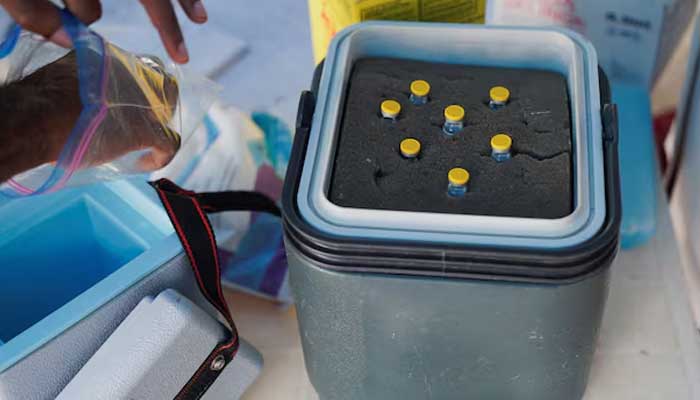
[
  {"x1": 0, "y1": 0, "x2": 71, "y2": 47},
  {"x1": 137, "y1": 128, "x2": 181, "y2": 171},
  {"x1": 137, "y1": 147, "x2": 175, "y2": 171}
]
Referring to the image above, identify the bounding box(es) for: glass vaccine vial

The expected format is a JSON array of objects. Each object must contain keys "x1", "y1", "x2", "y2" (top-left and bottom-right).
[
  {"x1": 381, "y1": 99, "x2": 401, "y2": 120},
  {"x1": 491, "y1": 133, "x2": 513, "y2": 162},
  {"x1": 409, "y1": 80, "x2": 430, "y2": 105},
  {"x1": 443, "y1": 105, "x2": 465, "y2": 135},
  {"x1": 447, "y1": 167, "x2": 470, "y2": 196},
  {"x1": 489, "y1": 86, "x2": 510, "y2": 109},
  {"x1": 400, "y1": 138, "x2": 421, "y2": 159}
]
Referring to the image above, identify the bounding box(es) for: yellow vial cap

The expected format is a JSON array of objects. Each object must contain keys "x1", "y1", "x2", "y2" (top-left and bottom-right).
[
  {"x1": 400, "y1": 138, "x2": 421, "y2": 158},
  {"x1": 491, "y1": 133, "x2": 512, "y2": 152},
  {"x1": 448, "y1": 168, "x2": 470, "y2": 186},
  {"x1": 410, "y1": 80, "x2": 431, "y2": 97},
  {"x1": 490, "y1": 86, "x2": 510, "y2": 103},
  {"x1": 381, "y1": 100, "x2": 401, "y2": 118},
  {"x1": 444, "y1": 105, "x2": 465, "y2": 122}
]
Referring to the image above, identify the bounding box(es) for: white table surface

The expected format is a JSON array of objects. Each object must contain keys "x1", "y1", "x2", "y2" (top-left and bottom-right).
[
  {"x1": 196, "y1": 1, "x2": 700, "y2": 398},
  {"x1": 205, "y1": 0, "x2": 316, "y2": 125}
]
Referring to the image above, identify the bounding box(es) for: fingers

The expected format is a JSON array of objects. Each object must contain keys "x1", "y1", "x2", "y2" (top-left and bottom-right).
[
  {"x1": 137, "y1": 148, "x2": 174, "y2": 171},
  {"x1": 177, "y1": 0, "x2": 207, "y2": 23},
  {"x1": 135, "y1": 121, "x2": 180, "y2": 171},
  {"x1": 137, "y1": 131, "x2": 179, "y2": 171},
  {"x1": 139, "y1": 0, "x2": 189, "y2": 64},
  {"x1": 0, "y1": 0, "x2": 67, "y2": 46},
  {"x1": 2, "y1": 0, "x2": 204, "y2": 63},
  {"x1": 62, "y1": 0, "x2": 102, "y2": 25},
  {"x1": 0, "y1": 0, "x2": 103, "y2": 48}
]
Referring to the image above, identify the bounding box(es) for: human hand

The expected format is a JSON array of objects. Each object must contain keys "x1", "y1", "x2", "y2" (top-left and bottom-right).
[
  {"x1": 0, "y1": 49, "x2": 181, "y2": 184},
  {"x1": 0, "y1": 0, "x2": 208, "y2": 64},
  {"x1": 49, "y1": 50, "x2": 182, "y2": 172}
]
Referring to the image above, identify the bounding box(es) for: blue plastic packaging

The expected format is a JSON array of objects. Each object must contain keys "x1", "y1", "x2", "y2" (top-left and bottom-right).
[{"x1": 612, "y1": 83, "x2": 657, "y2": 248}]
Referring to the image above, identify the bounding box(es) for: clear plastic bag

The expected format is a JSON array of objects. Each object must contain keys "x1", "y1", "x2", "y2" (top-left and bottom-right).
[{"x1": 0, "y1": 10, "x2": 218, "y2": 197}]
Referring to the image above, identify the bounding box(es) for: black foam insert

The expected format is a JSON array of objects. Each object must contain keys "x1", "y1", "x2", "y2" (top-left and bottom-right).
[{"x1": 329, "y1": 58, "x2": 573, "y2": 219}]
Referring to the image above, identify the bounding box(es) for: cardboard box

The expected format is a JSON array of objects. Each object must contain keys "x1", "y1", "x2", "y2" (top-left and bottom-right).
[{"x1": 309, "y1": 0, "x2": 487, "y2": 62}]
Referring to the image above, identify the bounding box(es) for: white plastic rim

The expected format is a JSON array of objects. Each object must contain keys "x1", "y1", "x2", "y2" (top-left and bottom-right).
[{"x1": 297, "y1": 21, "x2": 606, "y2": 250}]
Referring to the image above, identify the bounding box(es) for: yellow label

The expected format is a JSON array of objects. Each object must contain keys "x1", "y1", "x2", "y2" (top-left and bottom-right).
[
  {"x1": 419, "y1": 0, "x2": 485, "y2": 23},
  {"x1": 308, "y1": 0, "x2": 332, "y2": 62},
  {"x1": 309, "y1": 0, "x2": 487, "y2": 62},
  {"x1": 355, "y1": 0, "x2": 419, "y2": 21},
  {"x1": 326, "y1": 0, "x2": 354, "y2": 26}
]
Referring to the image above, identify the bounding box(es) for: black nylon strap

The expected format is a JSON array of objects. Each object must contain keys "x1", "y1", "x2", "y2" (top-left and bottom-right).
[
  {"x1": 153, "y1": 178, "x2": 281, "y2": 217},
  {"x1": 149, "y1": 178, "x2": 280, "y2": 400},
  {"x1": 197, "y1": 191, "x2": 281, "y2": 217}
]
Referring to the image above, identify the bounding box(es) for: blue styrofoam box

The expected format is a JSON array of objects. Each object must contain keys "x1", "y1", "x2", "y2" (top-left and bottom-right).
[{"x1": 0, "y1": 180, "x2": 179, "y2": 373}]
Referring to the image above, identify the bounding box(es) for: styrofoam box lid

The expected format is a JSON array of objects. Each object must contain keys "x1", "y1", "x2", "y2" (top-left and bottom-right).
[{"x1": 297, "y1": 22, "x2": 606, "y2": 250}]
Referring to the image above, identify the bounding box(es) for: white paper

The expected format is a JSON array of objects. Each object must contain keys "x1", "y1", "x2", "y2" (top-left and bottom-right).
[{"x1": 486, "y1": 0, "x2": 697, "y2": 88}]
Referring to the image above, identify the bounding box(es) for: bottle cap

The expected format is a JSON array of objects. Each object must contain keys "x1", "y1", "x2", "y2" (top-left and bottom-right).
[
  {"x1": 410, "y1": 80, "x2": 431, "y2": 97},
  {"x1": 381, "y1": 100, "x2": 401, "y2": 118},
  {"x1": 400, "y1": 138, "x2": 421, "y2": 158},
  {"x1": 448, "y1": 168, "x2": 470, "y2": 186},
  {"x1": 491, "y1": 133, "x2": 512, "y2": 153},
  {"x1": 444, "y1": 105, "x2": 465, "y2": 122},
  {"x1": 490, "y1": 86, "x2": 510, "y2": 104}
]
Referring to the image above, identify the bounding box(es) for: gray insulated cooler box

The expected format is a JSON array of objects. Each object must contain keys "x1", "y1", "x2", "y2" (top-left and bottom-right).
[{"x1": 282, "y1": 22, "x2": 621, "y2": 400}]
